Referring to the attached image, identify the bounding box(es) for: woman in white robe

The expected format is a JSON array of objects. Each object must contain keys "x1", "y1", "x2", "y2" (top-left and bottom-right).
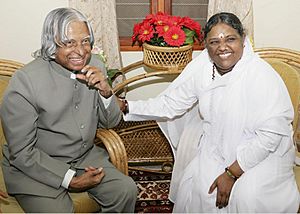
[{"x1": 123, "y1": 12, "x2": 300, "y2": 212}]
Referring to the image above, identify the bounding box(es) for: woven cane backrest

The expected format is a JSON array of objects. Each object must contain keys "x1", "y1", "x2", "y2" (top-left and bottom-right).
[
  {"x1": 0, "y1": 59, "x2": 24, "y2": 77},
  {"x1": 0, "y1": 59, "x2": 24, "y2": 99},
  {"x1": 0, "y1": 59, "x2": 24, "y2": 160},
  {"x1": 255, "y1": 48, "x2": 300, "y2": 70},
  {"x1": 113, "y1": 119, "x2": 173, "y2": 167}
]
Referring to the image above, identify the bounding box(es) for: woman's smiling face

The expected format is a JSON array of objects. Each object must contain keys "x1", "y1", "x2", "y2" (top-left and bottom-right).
[{"x1": 205, "y1": 23, "x2": 245, "y2": 73}]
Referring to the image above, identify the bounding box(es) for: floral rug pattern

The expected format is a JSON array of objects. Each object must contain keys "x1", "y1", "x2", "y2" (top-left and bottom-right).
[{"x1": 129, "y1": 169, "x2": 174, "y2": 213}]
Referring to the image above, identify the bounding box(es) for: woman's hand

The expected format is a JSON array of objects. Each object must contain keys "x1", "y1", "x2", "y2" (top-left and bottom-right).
[
  {"x1": 208, "y1": 160, "x2": 244, "y2": 209},
  {"x1": 208, "y1": 172, "x2": 235, "y2": 209},
  {"x1": 76, "y1": 65, "x2": 112, "y2": 98}
]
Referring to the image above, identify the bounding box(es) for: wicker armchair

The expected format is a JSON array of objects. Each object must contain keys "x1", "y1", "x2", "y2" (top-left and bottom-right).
[{"x1": 0, "y1": 59, "x2": 126, "y2": 213}]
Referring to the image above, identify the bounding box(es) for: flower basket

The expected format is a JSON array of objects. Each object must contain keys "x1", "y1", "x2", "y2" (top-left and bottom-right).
[{"x1": 143, "y1": 43, "x2": 193, "y2": 72}]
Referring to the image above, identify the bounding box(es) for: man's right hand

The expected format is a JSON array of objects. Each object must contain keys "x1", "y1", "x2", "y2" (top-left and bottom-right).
[{"x1": 69, "y1": 166, "x2": 105, "y2": 191}]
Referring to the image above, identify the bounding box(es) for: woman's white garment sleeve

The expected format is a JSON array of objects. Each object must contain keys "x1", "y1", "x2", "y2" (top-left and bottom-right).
[{"x1": 237, "y1": 130, "x2": 283, "y2": 172}]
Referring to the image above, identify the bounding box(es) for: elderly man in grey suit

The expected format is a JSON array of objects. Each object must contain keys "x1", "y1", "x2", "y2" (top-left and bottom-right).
[{"x1": 0, "y1": 7, "x2": 137, "y2": 213}]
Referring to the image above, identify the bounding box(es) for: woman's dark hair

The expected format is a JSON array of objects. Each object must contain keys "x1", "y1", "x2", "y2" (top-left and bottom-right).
[{"x1": 203, "y1": 12, "x2": 244, "y2": 39}]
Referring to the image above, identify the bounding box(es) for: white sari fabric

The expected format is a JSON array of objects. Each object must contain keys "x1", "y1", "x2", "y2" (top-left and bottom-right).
[{"x1": 124, "y1": 38, "x2": 300, "y2": 212}]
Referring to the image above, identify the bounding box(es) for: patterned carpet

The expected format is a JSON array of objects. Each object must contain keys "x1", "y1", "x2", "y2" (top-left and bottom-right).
[{"x1": 129, "y1": 169, "x2": 174, "y2": 213}]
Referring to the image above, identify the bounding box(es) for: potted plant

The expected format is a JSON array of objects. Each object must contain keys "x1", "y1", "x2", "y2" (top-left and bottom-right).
[
  {"x1": 132, "y1": 12, "x2": 202, "y2": 47},
  {"x1": 131, "y1": 12, "x2": 203, "y2": 72}
]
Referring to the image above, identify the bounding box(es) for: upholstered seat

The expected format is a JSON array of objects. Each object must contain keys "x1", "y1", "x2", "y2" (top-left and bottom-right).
[{"x1": 0, "y1": 59, "x2": 127, "y2": 213}]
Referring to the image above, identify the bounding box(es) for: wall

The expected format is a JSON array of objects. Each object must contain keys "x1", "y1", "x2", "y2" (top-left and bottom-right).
[
  {"x1": 253, "y1": 0, "x2": 300, "y2": 50},
  {"x1": 1, "y1": 0, "x2": 299, "y2": 63},
  {"x1": 0, "y1": 0, "x2": 299, "y2": 99},
  {"x1": 0, "y1": 0, "x2": 69, "y2": 63}
]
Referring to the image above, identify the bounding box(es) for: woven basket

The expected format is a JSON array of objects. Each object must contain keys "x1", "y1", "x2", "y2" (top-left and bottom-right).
[{"x1": 143, "y1": 43, "x2": 193, "y2": 72}]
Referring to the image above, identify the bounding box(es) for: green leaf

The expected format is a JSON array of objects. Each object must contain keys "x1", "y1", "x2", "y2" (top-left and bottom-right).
[
  {"x1": 107, "y1": 68, "x2": 122, "y2": 86},
  {"x1": 183, "y1": 28, "x2": 197, "y2": 45},
  {"x1": 183, "y1": 28, "x2": 195, "y2": 37},
  {"x1": 185, "y1": 37, "x2": 194, "y2": 45}
]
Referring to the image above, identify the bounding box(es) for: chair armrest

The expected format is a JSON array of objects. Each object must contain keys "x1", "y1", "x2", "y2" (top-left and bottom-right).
[{"x1": 94, "y1": 129, "x2": 128, "y2": 175}]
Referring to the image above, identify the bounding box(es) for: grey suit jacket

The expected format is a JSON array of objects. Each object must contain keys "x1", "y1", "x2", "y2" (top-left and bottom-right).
[{"x1": 0, "y1": 55, "x2": 121, "y2": 197}]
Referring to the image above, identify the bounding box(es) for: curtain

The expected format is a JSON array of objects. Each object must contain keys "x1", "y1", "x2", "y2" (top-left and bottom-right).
[
  {"x1": 207, "y1": 0, "x2": 254, "y2": 44},
  {"x1": 69, "y1": 0, "x2": 122, "y2": 69}
]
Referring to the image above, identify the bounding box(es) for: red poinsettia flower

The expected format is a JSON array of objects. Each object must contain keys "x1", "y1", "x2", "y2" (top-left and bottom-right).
[
  {"x1": 152, "y1": 12, "x2": 169, "y2": 26},
  {"x1": 181, "y1": 16, "x2": 202, "y2": 38},
  {"x1": 131, "y1": 12, "x2": 202, "y2": 47},
  {"x1": 144, "y1": 14, "x2": 156, "y2": 26},
  {"x1": 138, "y1": 22, "x2": 155, "y2": 43},
  {"x1": 132, "y1": 23, "x2": 141, "y2": 43},
  {"x1": 169, "y1": 15, "x2": 182, "y2": 27},
  {"x1": 156, "y1": 21, "x2": 173, "y2": 37},
  {"x1": 163, "y1": 26, "x2": 186, "y2": 47}
]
